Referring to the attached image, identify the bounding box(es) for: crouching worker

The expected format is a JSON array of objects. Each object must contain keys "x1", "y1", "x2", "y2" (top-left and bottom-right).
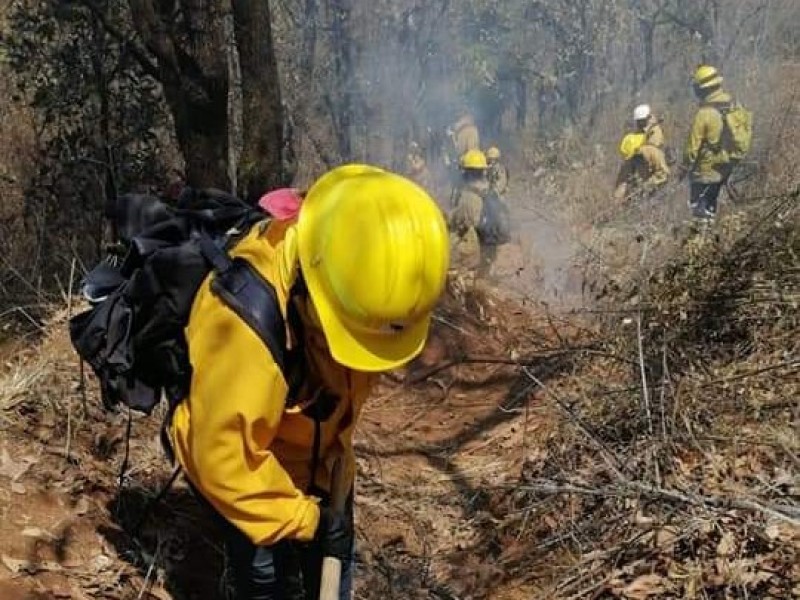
[
  {"x1": 169, "y1": 165, "x2": 449, "y2": 599},
  {"x1": 613, "y1": 127, "x2": 669, "y2": 203}
]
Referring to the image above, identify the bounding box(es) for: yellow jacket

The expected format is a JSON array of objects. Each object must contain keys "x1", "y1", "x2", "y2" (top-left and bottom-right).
[
  {"x1": 169, "y1": 221, "x2": 376, "y2": 545},
  {"x1": 613, "y1": 145, "x2": 669, "y2": 201},
  {"x1": 452, "y1": 116, "x2": 480, "y2": 159},
  {"x1": 449, "y1": 180, "x2": 486, "y2": 269},
  {"x1": 640, "y1": 145, "x2": 670, "y2": 185},
  {"x1": 644, "y1": 121, "x2": 665, "y2": 148},
  {"x1": 683, "y1": 89, "x2": 733, "y2": 183}
]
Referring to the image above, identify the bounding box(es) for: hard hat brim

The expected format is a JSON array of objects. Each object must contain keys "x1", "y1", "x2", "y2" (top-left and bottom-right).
[
  {"x1": 309, "y1": 287, "x2": 431, "y2": 372},
  {"x1": 697, "y1": 76, "x2": 723, "y2": 89}
]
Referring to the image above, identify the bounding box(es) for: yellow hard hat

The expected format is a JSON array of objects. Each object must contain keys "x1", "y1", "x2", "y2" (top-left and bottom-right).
[
  {"x1": 297, "y1": 164, "x2": 449, "y2": 372},
  {"x1": 619, "y1": 132, "x2": 646, "y2": 160},
  {"x1": 460, "y1": 149, "x2": 488, "y2": 170},
  {"x1": 485, "y1": 147, "x2": 501, "y2": 160},
  {"x1": 693, "y1": 65, "x2": 723, "y2": 89}
]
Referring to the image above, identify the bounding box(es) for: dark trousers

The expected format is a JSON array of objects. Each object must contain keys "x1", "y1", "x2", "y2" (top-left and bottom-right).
[
  {"x1": 221, "y1": 520, "x2": 353, "y2": 600},
  {"x1": 690, "y1": 164, "x2": 734, "y2": 217},
  {"x1": 192, "y1": 487, "x2": 354, "y2": 600},
  {"x1": 690, "y1": 182, "x2": 723, "y2": 216}
]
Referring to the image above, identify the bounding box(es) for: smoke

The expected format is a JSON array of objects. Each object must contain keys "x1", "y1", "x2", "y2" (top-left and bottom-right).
[{"x1": 274, "y1": 0, "x2": 800, "y2": 306}]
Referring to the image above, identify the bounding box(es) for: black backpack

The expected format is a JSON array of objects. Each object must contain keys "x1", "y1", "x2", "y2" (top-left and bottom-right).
[
  {"x1": 69, "y1": 188, "x2": 292, "y2": 416},
  {"x1": 477, "y1": 188, "x2": 512, "y2": 245}
]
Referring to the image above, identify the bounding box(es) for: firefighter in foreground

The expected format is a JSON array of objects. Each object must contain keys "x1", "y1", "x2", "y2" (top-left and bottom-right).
[
  {"x1": 170, "y1": 165, "x2": 449, "y2": 599},
  {"x1": 613, "y1": 104, "x2": 670, "y2": 202},
  {"x1": 486, "y1": 146, "x2": 509, "y2": 195},
  {"x1": 681, "y1": 65, "x2": 752, "y2": 219}
]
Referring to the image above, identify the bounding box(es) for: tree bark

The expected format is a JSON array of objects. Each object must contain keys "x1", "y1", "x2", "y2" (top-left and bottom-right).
[
  {"x1": 128, "y1": 0, "x2": 230, "y2": 189},
  {"x1": 232, "y1": 0, "x2": 288, "y2": 202}
]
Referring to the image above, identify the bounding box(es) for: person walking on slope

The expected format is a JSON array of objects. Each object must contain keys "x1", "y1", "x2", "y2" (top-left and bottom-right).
[
  {"x1": 486, "y1": 146, "x2": 509, "y2": 196},
  {"x1": 681, "y1": 65, "x2": 752, "y2": 219},
  {"x1": 613, "y1": 104, "x2": 670, "y2": 202},
  {"x1": 449, "y1": 149, "x2": 510, "y2": 278},
  {"x1": 170, "y1": 165, "x2": 449, "y2": 599}
]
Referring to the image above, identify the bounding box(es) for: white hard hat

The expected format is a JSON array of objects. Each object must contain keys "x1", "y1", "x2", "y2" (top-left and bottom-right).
[{"x1": 633, "y1": 104, "x2": 651, "y2": 121}]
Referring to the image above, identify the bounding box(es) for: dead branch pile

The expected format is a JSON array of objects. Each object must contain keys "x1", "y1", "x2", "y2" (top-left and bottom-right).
[{"x1": 488, "y1": 193, "x2": 800, "y2": 598}]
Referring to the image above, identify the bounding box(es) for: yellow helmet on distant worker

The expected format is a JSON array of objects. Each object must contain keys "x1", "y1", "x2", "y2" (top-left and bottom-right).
[
  {"x1": 297, "y1": 164, "x2": 449, "y2": 372},
  {"x1": 485, "y1": 146, "x2": 501, "y2": 161},
  {"x1": 693, "y1": 65, "x2": 723, "y2": 89},
  {"x1": 460, "y1": 149, "x2": 488, "y2": 170},
  {"x1": 619, "y1": 132, "x2": 646, "y2": 161}
]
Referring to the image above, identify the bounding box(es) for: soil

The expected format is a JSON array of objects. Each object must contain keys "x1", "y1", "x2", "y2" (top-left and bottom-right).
[
  {"x1": 1, "y1": 180, "x2": 796, "y2": 599},
  {"x1": 0, "y1": 278, "x2": 572, "y2": 599}
]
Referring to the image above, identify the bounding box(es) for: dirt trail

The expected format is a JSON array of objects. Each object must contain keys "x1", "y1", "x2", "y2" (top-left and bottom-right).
[
  {"x1": 0, "y1": 176, "x2": 592, "y2": 598},
  {"x1": 0, "y1": 288, "x2": 575, "y2": 598}
]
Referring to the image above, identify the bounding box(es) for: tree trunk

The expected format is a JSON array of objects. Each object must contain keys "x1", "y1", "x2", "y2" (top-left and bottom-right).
[
  {"x1": 233, "y1": 0, "x2": 288, "y2": 202},
  {"x1": 328, "y1": 0, "x2": 356, "y2": 161},
  {"x1": 641, "y1": 18, "x2": 655, "y2": 83},
  {"x1": 128, "y1": 0, "x2": 231, "y2": 190}
]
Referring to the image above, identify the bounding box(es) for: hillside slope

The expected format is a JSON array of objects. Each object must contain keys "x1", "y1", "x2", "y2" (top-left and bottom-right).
[{"x1": 0, "y1": 191, "x2": 797, "y2": 599}]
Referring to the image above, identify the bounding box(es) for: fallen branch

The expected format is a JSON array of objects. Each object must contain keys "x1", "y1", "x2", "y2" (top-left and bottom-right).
[
  {"x1": 404, "y1": 345, "x2": 632, "y2": 385},
  {"x1": 522, "y1": 367, "x2": 629, "y2": 481},
  {"x1": 515, "y1": 479, "x2": 800, "y2": 527}
]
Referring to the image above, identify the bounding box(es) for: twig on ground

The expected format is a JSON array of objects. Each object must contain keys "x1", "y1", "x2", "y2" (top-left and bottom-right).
[
  {"x1": 515, "y1": 479, "x2": 800, "y2": 527},
  {"x1": 404, "y1": 345, "x2": 622, "y2": 385},
  {"x1": 636, "y1": 313, "x2": 653, "y2": 435},
  {"x1": 522, "y1": 366, "x2": 629, "y2": 481},
  {"x1": 432, "y1": 313, "x2": 474, "y2": 336},
  {"x1": 136, "y1": 541, "x2": 161, "y2": 600},
  {"x1": 67, "y1": 257, "x2": 76, "y2": 318}
]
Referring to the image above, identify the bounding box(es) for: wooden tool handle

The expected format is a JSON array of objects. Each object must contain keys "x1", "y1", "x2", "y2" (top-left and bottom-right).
[
  {"x1": 319, "y1": 457, "x2": 349, "y2": 600},
  {"x1": 319, "y1": 556, "x2": 343, "y2": 600}
]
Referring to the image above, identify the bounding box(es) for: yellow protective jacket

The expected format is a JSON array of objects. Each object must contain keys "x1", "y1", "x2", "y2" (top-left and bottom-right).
[
  {"x1": 683, "y1": 89, "x2": 733, "y2": 183},
  {"x1": 644, "y1": 120, "x2": 665, "y2": 148},
  {"x1": 640, "y1": 144, "x2": 670, "y2": 185},
  {"x1": 169, "y1": 221, "x2": 376, "y2": 545},
  {"x1": 614, "y1": 145, "x2": 669, "y2": 201},
  {"x1": 449, "y1": 180, "x2": 486, "y2": 270},
  {"x1": 452, "y1": 116, "x2": 480, "y2": 159}
]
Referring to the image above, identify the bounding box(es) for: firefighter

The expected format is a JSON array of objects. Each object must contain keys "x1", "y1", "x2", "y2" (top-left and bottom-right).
[
  {"x1": 485, "y1": 146, "x2": 509, "y2": 195},
  {"x1": 171, "y1": 166, "x2": 449, "y2": 599},
  {"x1": 449, "y1": 149, "x2": 493, "y2": 275},
  {"x1": 681, "y1": 65, "x2": 750, "y2": 219},
  {"x1": 634, "y1": 104, "x2": 666, "y2": 149},
  {"x1": 613, "y1": 105, "x2": 670, "y2": 202}
]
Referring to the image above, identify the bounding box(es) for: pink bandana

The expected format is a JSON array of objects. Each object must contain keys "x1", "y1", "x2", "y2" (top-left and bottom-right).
[{"x1": 258, "y1": 188, "x2": 302, "y2": 220}]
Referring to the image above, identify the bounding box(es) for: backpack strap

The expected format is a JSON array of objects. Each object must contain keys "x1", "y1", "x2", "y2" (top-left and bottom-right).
[
  {"x1": 197, "y1": 232, "x2": 290, "y2": 381},
  {"x1": 704, "y1": 100, "x2": 732, "y2": 115}
]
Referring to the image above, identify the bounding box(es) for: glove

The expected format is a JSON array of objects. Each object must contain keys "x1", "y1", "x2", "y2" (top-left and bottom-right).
[{"x1": 315, "y1": 506, "x2": 353, "y2": 562}]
